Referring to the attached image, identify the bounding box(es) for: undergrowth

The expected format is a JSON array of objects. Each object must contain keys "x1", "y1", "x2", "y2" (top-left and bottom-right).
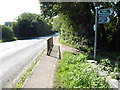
[
  {"x1": 59, "y1": 38, "x2": 93, "y2": 53},
  {"x1": 56, "y1": 51, "x2": 111, "y2": 88}
]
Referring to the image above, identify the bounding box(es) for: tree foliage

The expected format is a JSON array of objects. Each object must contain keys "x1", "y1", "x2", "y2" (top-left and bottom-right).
[
  {"x1": 0, "y1": 25, "x2": 14, "y2": 40},
  {"x1": 39, "y1": 1, "x2": 120, "y2": 51},
  {"x1": 13, "y1": 13, "x2": 53, "y2": 38}
]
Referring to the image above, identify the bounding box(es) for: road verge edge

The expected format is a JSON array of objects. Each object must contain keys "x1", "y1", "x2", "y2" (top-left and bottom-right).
[{"x1": 14, "y1": 49, "x2": 46, "y2": 88}]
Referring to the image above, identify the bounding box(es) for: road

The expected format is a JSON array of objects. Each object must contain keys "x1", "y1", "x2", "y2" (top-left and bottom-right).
[{"x1": 0, "y1": 34, "x2": 58, "y2": 89}]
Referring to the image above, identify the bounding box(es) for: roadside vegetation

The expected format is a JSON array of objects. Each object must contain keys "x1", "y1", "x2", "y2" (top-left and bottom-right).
[
  {"x1": 39, "y1": 2, "x2": 120, "y2": 52},
  {"x1": 39, "y1": 2, "x2": 120, "y2": 78},
  {"x1": 0, "y1": 25, "x2": 17, "y2": 42},
  {"x1": 39, "y1": 2, "x2": 120, "y2": 89},
  {"x1": 98, "y1": 58, "x2": 120, "y2": 80},
  {"x1": 0, "y1": 13, "x2": 54, "y2": 43},
  {"x1": 59, "y1": 38, "x2": 120, "y2": 80},
  {"x1": 56, "y1": 51, "x2": 111, "y2": 88},
  {"x1": 1, "y1": 1, "x2": 119, "y2": 88}
]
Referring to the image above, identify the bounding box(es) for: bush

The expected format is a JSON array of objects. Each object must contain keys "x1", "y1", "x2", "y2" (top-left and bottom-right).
[
  {"x1": 56, "y1": 51, "x2": 111, "y2": 88},
  {"x1": 0, "y1": 25, "x2": 15, "y2": 41},
  {"x1": 13, "y1": 13, "x2": 53, "y2": 38}
]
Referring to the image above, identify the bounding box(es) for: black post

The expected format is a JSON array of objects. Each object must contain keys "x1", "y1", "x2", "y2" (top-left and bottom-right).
[
  {"x1": 47, "y1": 37, "x2": 54, "y2": 56},
  {"x1": 58, "y1": 45, "x2": 61, "y2": 59}
]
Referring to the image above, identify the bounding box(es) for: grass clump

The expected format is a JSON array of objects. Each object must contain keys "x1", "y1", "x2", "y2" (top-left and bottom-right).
[
  {"x1": 16, "y1": 63, "x2": 36, "y2": 88},
  {"x1": 56, "y1": 51, "x2": 111, "y2": 88},
  {"x1": 59, "y1": 39, "x2": 72, "y2": 47}
]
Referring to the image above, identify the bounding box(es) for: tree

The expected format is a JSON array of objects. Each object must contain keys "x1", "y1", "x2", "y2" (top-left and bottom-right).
[
  {"x1": 39, "y1": 2, "x2": 94, "y2": 51},
  {"x1": 39, "y1": 1, "x2": 120, "y2": 51},
  {"x1": 93, "y1": 2, "x2": 120, "y2": 51},
  {"x1": 13, "y1": 12, "x2": 53, "y2": 38},
  {"x1": 111, "y1": 2, "x2": 120, "y2": 51}
]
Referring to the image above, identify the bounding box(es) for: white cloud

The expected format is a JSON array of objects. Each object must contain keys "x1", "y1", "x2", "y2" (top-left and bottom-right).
[{"x1": 0, "y1": 0, "x2": 40, "y2": 25}]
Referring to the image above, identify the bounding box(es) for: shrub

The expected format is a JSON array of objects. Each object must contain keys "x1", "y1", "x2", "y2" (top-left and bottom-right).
[
  {"x1": 56, "y1": 51, "x2": 111, "y2": 88},
  {"x1": 13, "y1": 13, "x2": 53, "y2": 38},
  {"x1": 0, "y1": 25, "x2": 15, "y2": 41}
]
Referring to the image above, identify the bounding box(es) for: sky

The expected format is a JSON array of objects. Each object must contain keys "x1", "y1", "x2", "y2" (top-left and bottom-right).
[{"x1": 0, "y1": 0, "x2": 40, "y2": 25}]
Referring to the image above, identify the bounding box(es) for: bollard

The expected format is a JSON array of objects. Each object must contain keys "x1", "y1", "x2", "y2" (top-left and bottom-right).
[{"x1": 58, "y1": 45, "x2": 61, "y2": 59}]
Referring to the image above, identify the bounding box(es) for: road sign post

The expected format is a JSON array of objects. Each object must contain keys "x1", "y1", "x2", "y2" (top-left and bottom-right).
[
  {"x1": 94, "y1": 7, "x2": 98, "y2": 60},
  {"x1": 93, "y1": 8, "x2": 113, "y2": 60}
]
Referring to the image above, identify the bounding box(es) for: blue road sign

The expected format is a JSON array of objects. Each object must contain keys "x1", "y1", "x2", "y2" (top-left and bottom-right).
[
  {"x1": 98, "y1": 17, "x2": 110, "y2": 24},
  {"x1": 98, "y1": 8, "x2": 113, "y2": 16}
]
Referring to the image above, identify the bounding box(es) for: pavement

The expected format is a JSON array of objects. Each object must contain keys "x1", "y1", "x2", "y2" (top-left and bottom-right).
[{"x1": 23, "y1": 37, "x2": 60, "y2": 88}]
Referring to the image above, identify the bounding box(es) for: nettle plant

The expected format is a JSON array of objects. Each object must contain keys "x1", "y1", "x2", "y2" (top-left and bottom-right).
[
  {"x1": 100, "y1": 58, "x2": 113, "y2": 72},
  {"x1": 99, "y1": 58, "x2": 120, "y2": 80}
]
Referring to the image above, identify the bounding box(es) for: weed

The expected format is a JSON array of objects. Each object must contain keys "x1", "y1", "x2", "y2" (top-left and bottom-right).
[{"x1": 56, "y1": 51, "x2": 111, "y2": 88}]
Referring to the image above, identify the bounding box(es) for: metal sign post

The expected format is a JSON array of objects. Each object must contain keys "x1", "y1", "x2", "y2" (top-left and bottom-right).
[
  {"x1": 94, "y1": 7, "x2": 98, "y2": 60},
  {"x1": 93, "y1": 8, "x2": 113, "y2": 60}
]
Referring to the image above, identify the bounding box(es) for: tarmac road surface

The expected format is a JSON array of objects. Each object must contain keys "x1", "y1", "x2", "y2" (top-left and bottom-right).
[{"x1": 0, "y1": 34, "x2": 58, "y2": 89}]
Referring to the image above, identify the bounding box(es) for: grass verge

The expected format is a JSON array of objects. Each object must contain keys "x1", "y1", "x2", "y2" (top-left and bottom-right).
[
  {"x1": 59, "y1": 38, "x2": 120, "y2": 81},
  {"x1": 56, "y1": 51, "x2": 111, "y2": 88},
  {"x1": 59, "y1": 38, "x2": 93, "y2": 53},
  {"x1": 16, "y1": 49, "x2": 46, "y2": 88},
  {"x1": 59, "y1": 38, "x2": 72, "y2": 47}
]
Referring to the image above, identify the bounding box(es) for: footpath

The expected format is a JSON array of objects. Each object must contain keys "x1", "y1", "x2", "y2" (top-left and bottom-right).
[
  {"x1": 23, "y1": 36, "x2": 79, "y2": 88},
  {"x1": 23, "y1": 36, "x2": 60, "y2": 88}
]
